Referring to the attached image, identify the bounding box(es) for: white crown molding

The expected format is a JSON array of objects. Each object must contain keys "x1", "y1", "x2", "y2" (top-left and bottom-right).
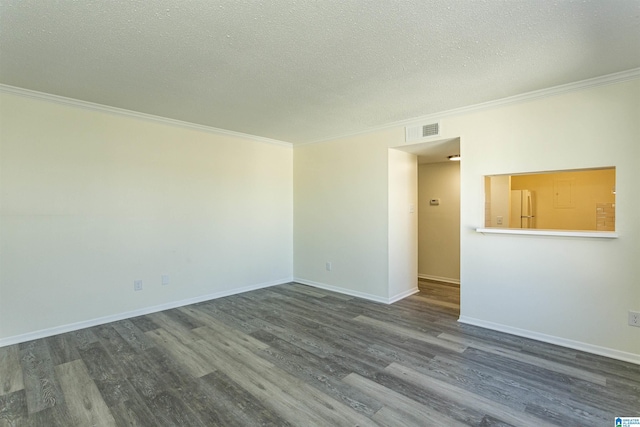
[
  {"x1": 0, "y1": 84, "x2": 293, "y2": 148},
  {"x1": 458, "y1": 316, "x2": 640, "y2": 366},
  {"x1": 300, "y1": 67, "x2": 640, "y2": 146}
]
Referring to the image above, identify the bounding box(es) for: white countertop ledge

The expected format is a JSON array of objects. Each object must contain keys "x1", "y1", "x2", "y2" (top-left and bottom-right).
[{"x1": 475, "y1": 228, "x2": 619, "y2": 238}]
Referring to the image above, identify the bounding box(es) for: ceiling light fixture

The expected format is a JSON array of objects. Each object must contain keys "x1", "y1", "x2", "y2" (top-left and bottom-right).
[{"x1": 448, "y1": 154, "x2": 461, "y2": 161}]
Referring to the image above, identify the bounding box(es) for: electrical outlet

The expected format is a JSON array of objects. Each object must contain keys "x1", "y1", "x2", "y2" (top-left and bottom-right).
[
  {"x1": 161, "y1": 274, "x2": 170, "y2": 286},
  {"x1": 134, "y1": 280, "x2": 143, "y2": 291},
  {"x1": 629, "y1": 311, "x2": 640, "y2": 327},
  {"x1": 326, "y1": 262, "x2": 332, "y2": 271}
]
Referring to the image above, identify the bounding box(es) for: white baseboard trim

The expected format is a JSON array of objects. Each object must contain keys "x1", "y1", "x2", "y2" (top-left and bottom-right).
[
  {"x1": 418, "y1": 274, "x2": 460, "y2": 285},
  {"x1": 458, "y1": 315, "x2": 640, "y2": 366},
  {"x1": 293, "y1": 278, "x2": 389, "y2": 304},
  {"x1": 293, "y1": 277, "x2": 418, "y2": 304},
  {"x1": 0, "y1": 277, "x2": 292, "y2": 348},
  {"x1": 389, "y1": 287, "x2": 420, "y2": 304}
]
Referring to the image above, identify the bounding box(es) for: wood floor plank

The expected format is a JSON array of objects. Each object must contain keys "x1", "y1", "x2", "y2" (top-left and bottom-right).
[
  {"x1": 193, "y1": 335, "x2": 379, "y2": 427},
  {"x1": 385, "y1": 361, "x2": 557, "y2": 427},
  {"x1": 145, "y1": 328, "x2": 215, "y2": 378},
  {"x1": 127, "y1": 315, "x2": 159, "y2": 333},
  {"x1": 439, "y1": 332, "x2": 608, "y2": 385},
  {"x1": 0, "y1": 345, "x2": 23, "y2": 396},
  {"x1": 3, "y1": 281, "x2": 639, "y2": 426},
  {"x1": 192, "y1": 302, "x2": 260, "y2": 337},
  {"x1": 199, "y1": 370, "x2": 294, "y2": 427},
  {"x1": 54, "y1": 359, "x2": 116, "y2": 426},
  {"x1": 26, "y1": 403, "x2": 75, "y2": 427},
  {"x1": 455, "y1": 348, "x2": 614, "y2": 424},
  {"x1": 108, "y1": 397, "x2": 161, "y2": 427},
  {"x1": 343, "y1": 373, "x2": 466, "y2": 427},
  {"x1": 18, "y1": 340, "x2": 64, "y2": 414},
  {"x1": 284, "y1": 283, "x2": 330, "y2": 298},
  {"x1": 145, "y1": 311, "x2": 198, "y2": 344},
  {"x1": 0, "y1": 389, "x2": 27, "y2": 427},
  {"x1": 115, "y1": 347, "x2": 205, "y2": 427},
  {"x1": 252, "y1": 329, "x2": 384, "y2": 417},
  {"x1": 181, "y1": 305, "x2": 269, "y2": 351},
  {"x1": 76, "y1": 341, "x2": 138, "y2": 407},
  {"x1": 111, "y1": 319, "x2": 156, "y2": 352},
  {"x1": 409, "y1": 295, "x2": 461, "y2": 310},
  {"x1": 45, "y1": 333, "x2": 81, "y2": 367},
  {"x1": 355, "y1": 315, "x2": 467, "y2": 353}
]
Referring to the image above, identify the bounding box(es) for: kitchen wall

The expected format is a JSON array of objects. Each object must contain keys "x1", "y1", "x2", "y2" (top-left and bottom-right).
[
  {"x1": 511, "y1": 168, "x2": 615, "y2": 230},
  {"x1": 417, "y1": 161, "x2": 460, "y2": 283},
  {"x1": 0, "y1": 91, "x2": 293, "y2": 343}
]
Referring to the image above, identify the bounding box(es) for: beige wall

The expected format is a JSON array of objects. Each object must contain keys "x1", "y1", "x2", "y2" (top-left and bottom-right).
[
  {"x1": 417, "y1": 162, "x2": 460, "y2": 283},
  {"x1": 511, "y1": 169, "x2": 615, "y2": 230},
  {"x1": 0, "y1": 92, "x2": 293, "y2": 342}
]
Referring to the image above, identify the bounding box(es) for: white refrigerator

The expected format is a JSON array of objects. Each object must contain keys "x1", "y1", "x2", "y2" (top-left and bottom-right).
[{"x1": 510, "y1": 190, "x2": 535, "y2": 229}]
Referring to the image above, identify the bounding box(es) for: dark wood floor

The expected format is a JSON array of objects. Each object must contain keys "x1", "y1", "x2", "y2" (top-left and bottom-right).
[{"x1": 1, "y1": 279, "x2": 639, "y2": 426}]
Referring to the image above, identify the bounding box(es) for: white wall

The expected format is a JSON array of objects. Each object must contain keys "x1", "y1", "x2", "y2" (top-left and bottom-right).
[
  {"x1": 293, "y1": 129, "x2": 401, "y2": 301},
  {"x1": 295, "y1": 77, "x2": 640, "y2": 362},
  {"x1": 388, "y1": 149, "x2": 418, "y2": 301},
  {"x1": 3, "y1": 75, "x2": 638, "y2": 363},
  {"x1": 446, "y1": 79, "x2": 640, "y2": 361},
  {"x1": 418, "y1": 161, "x2": 460, "y2": 283},
  {"x1": 0, "y1": 92, "x2": 293, "y2": 343}
]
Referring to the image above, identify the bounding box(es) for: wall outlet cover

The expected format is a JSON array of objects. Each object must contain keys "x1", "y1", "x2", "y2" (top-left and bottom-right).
[{"x1": 134, "y1": 280, "x2": 143, "y2": 291}]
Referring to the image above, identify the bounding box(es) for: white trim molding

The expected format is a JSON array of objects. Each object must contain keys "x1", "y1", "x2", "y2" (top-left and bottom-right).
[
  {"x1": 0, "y1": 84, "x2": 293, "y2": 148},
  {"x1": 302, "y1": 68, "x2": 640, "y2": 146},
  {"x1": 476, "y1": 228, "x2": 618, "y2": 239},
  {"x1": 0, "y1": 278, "x2": 292, "y2": 348},
  {"x1": 418, "y1": 274, "x2": 460, "y2": 285},
  {"x1": 389, "y1": 287, "x2": 420, "y2": 304},
  {"x1": 458, "y1": 316, "x2": 640, "y2": 366},
  {"x1": 293, "y1": 278, "x2": 417, "y2": 304}
]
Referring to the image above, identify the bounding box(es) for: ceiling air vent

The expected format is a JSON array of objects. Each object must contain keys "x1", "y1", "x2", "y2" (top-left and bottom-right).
[{"x1": 405, "y1": 121, "x2": 440, "y2": 143}]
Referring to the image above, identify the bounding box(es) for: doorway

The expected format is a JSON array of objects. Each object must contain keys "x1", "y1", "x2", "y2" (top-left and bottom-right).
[{"x1": 394, "y1": 138, "x2": 461, "y2": 313}]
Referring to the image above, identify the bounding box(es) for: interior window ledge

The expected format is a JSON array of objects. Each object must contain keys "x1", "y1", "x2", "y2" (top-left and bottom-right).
[{"x1": 475, "y1": 228, "x2": 619, "y2": 238}]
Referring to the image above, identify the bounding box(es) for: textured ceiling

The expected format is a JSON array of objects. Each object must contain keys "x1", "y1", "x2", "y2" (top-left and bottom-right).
[{"x1": 1, "y1": 1, "x2": 639, "y2": 144}]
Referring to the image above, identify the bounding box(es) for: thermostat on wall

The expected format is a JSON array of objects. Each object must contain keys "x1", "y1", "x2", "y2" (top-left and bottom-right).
[{"x1": 430, "y1": 198, "x2": 440, "y2": 206}]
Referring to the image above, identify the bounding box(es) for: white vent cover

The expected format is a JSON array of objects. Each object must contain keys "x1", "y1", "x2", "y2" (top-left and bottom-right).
[{"x1": 405, "y1": 121, "x2": 440, "y2": 142}]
